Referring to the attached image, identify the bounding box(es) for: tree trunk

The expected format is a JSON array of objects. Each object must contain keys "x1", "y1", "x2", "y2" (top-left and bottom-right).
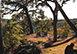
[
  {"x1": 24, "y1": 6, "x2": 33, "y2": 34},
  {"x1": 0, "y1": 0, "x2": 4, "y2": 53},
  {"x1": 53, "y1": 1, "x2": 58, "y2": 42},
  {"x1": 44, "y1": 1, "x2": 58, "y2": 42},
  {"x1": 0, "y1": 12, "x2": 4, "y2": 54},
  {"x1": 53, "y1": 13, "x2": 57, "y2": 42},
  {"x1": 56, "y1": 1, "x2": 77, "y2": 34}
]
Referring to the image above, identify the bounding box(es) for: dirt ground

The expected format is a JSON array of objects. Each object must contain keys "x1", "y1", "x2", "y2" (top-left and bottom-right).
[
  {"x1": 25, "y1": 34, "x2": 77, "y2": 54},
  {"x1": 43, "y1": 38, "x2": 77, "y2": 54}
]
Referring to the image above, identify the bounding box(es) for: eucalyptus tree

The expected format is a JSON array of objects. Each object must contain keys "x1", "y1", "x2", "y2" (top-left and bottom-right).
[
  {"x1": 37, "y1": 0, "x2": 60, "y2": 42},
  {"x1": 2, "y1": 0, "x2": 34, "y2": 34},
  {"x1": 38, "y1": 0, "x2": 77, "y2": 42},
  {"x1": 57, "y1": 0, "x2": 77, "y2": 33},
  {"x1": 54, "y1": 0, "x2": 77, "y2": 39},
  {"x1": 2, "y1": 0, "x2": 46, "y2": 34}
]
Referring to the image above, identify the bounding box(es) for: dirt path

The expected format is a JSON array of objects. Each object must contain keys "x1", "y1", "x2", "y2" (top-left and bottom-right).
[
  {"x1": 24, "y1": 34, "x2": 77, "y2": 54},
  {"x1": 43, "y1": 38, "x2": 77, "y2": 54}
]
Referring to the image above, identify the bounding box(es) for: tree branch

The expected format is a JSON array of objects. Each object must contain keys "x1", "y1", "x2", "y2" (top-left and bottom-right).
[
  {"x1": 36, "y1": 1, "x2": 54, "y2": 14},
  {"x1": 27, "y1": 0, "x2": 34, "y2": 4},
  {"x1": 3, "y1": 1, "x2": 23, "y2": 14},
  {"x1": 42, "y1": 1, "x2": 54, "y2": 13}
]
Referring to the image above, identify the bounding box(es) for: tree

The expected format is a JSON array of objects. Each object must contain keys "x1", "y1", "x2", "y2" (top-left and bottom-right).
[
  {"x1": 38, "y1": 0, "x2": 77, "y2": 42},
  {"x1": 2, "y1": 18, "x2": 26, "y2": 47},
  {"x1": 56, "y1": 0, "x2": 77, "y2": 33},
  {"x1": 37, "y1": 0, "x2": 59, "y2": 42},
  {"x1": 2, "y1": 0, "x2": 47, "y2": 34},
  {"x1": 0, "y1": 0, "x2": 4, "y2": 54},
  {"x1": 12, "y1": 13, "x2": 32, "y2": 34},
  {"x1": 2, "y1": 0, "x2": 34, "y2": 34},
  {"x1": 36, "y1": 0, "x2": 57, "y2": 42}
]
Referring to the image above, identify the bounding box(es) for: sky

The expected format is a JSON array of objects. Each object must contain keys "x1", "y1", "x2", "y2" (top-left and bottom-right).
[{"x1": 3, "y1": 0, "x2": 77, "y2": 20}]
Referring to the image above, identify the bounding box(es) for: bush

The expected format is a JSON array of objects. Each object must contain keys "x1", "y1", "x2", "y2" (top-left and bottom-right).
[{"x1": 13, "y1": 40, "x2": 41, "y2": 54}]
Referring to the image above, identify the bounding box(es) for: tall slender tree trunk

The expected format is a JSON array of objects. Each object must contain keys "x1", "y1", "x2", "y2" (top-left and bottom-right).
[
  {"x1": 56, "y1": 1, "x2": 77, "y2": 34},
  {"x1": 53, "y1": 0, "x2": 58, "y2": 42},
  {"x1": 44, "y1": 1, "x2": 58, "y2": 42},
  {"x1": 0, "y1": 0, "x2": 4, "y2": 53},
  {"x1": 0, "y1": 14, "x2": 4, "y2": 54},
  {"x1": 53, "y1": 13, "x2": 57, "y2": 42},
  {"x1": 24, "y1": 6, "x2": 33, "y2": 34}
]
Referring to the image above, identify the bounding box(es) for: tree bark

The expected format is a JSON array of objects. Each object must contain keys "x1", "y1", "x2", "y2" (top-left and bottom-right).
[
  {"x1": 53, "y1": 0, "x2": 58, "y2": 42},
  {"x1": 0, "y1": 0, "x2": 4, "y2": 53},
  {"x1": 44, "y1": 1, "x2": 58, "y2": 42},
  {"x1": 0, "y1": 12, "x2": 4, "y2": 54},
  {"x1": 24, "y1": 6, "x2": 33, "y2": 34},
  {"x1": 53, "y1": 13, "x2": 57, "y2": 42}
]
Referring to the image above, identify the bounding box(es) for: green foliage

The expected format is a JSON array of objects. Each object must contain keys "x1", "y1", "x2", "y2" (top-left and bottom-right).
[
  {"x1": 19, "y1": 19, "x2": 31, "y2": 34},
  {"x1": 12, "y1": 13, "x2": 31, "y2": 34},
  {"x1": 35, "y1": 18, "x2": 53, "y2": 34},
  {"x1": 2, "y1": 18, "x2": 26, "y2": 47},
  {"x1": 57, "y1": 19, "x2": 76, "y2": 36},
  {"x1": 75, "y1": 24, "x2": 77, "y2": 28},
  {"x1": 60, "y1": 21, "x2": 69, "y2": 36}
]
